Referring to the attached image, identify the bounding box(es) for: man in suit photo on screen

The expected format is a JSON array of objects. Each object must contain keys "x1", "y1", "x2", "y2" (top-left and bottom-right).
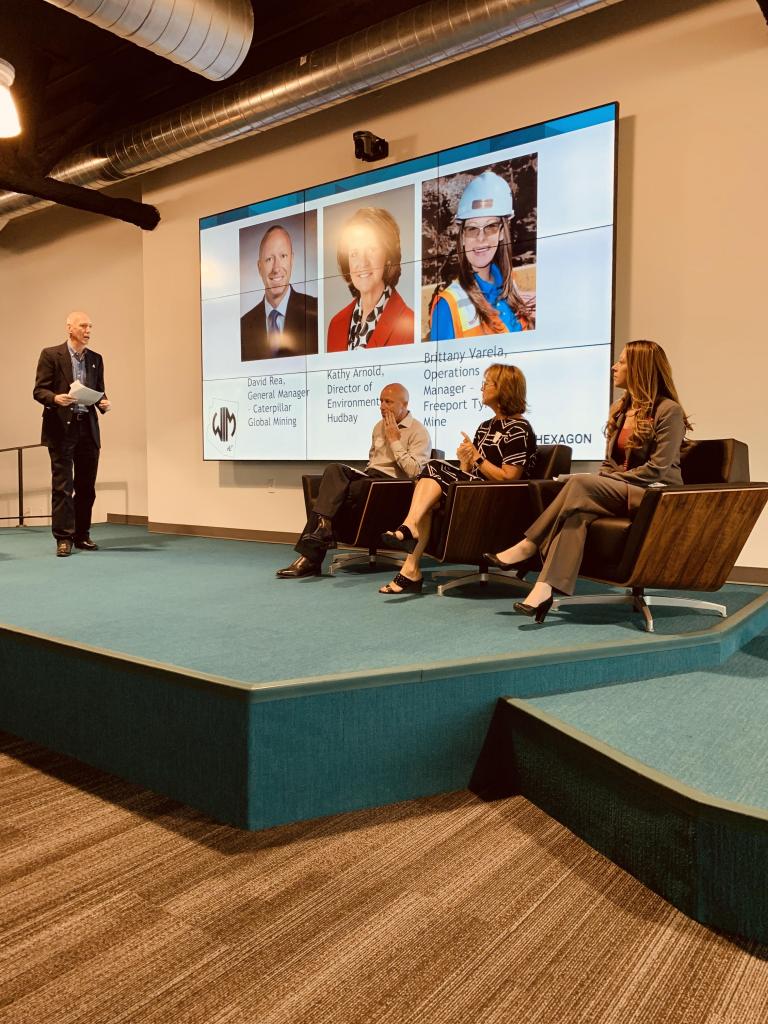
[
  {"x1": 33, "y1": 311, "x2": 111, "y2": 557},
  {"x1": 240, "y1": 224, "x2": 319, "y2": 361},
  {"x1": 276, "y1": 383, "x2": 431, "y2": 578}
]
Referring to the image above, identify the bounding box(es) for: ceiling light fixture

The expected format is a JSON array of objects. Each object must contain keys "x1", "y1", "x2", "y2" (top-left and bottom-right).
[{"x1": 0, "y1": 58, "x2": 21, "y2": 138}]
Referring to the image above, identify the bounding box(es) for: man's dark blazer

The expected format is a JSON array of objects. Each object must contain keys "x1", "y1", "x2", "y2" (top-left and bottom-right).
[
  {"x1": 33, "y1": 342, "x2": 106, "y2": 448},
  {"x1": 240, "y1": 288, "x2": 318, "y2": 362}
]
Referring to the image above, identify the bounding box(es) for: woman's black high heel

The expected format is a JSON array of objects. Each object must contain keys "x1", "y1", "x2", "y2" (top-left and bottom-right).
[
  {"x1": 482, "y1": 551, "x2": 521, "y2": 571},
  {"x1": 513, "y1": 596, "x2": 554, "y2": 623},
  {"x1": 380, "y1": 524, "x2": 417, "y2": 554}
]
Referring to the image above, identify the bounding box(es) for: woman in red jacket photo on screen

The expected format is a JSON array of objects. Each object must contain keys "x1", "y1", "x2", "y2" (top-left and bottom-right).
[{"x1": 326, "y1": 207, "x2": 415, "y2": 351}]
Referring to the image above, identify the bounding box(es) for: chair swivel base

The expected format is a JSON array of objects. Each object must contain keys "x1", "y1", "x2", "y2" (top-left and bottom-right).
[
  {"x1": 432, "y1": 568, "x2": 531, "y2": 597},
  {"x1": 553, "y1": 588, "x2": 727, "y2": 633},
  {"x1": 328, "y1": 550, "x2": 405, "y2": 576}
]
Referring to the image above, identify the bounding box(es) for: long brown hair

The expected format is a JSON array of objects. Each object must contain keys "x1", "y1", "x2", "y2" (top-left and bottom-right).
[
  {"x1": 431, "y1": 219, "x2": 535, "y2": 330},
  {"x1": 486, "y1": 363, "x2": 528, "y2": 418},
  {"x1": 458, "y1": 219, "x2": 534, "y2": 330},
  {"x1": 606, "y1": 339, "x2": 691, "y2": 450}
]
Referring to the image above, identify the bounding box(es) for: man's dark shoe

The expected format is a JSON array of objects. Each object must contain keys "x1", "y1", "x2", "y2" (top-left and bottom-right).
[
  {"x1": 307, "y1": 516, "x2": 335, "y2": 549},
  {"x1": 56, "y1": 539, "x2": 72, "y2": 557},
  {"x1": 276, "y1": 555, "x2": 322, "y2": 578},
  {"x1": 74, "y1": 536, "x2": 99, "y2": 551}
]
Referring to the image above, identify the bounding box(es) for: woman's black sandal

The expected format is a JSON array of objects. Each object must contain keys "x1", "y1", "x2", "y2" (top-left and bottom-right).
[
  {"x1": 380, "y1": 524, "x2": 418, "y2": 553},
  {"x1": 379, "y1": 573, "x2": 423, "y2": 595}
]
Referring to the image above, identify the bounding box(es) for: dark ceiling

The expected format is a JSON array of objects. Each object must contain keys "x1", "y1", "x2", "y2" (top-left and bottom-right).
[
  {"x1": 2, "y1": 0, "x2": 766, "y2": 227},
  {"x1": 0, "y1": 0, "x2": 423, "y2": 223}
]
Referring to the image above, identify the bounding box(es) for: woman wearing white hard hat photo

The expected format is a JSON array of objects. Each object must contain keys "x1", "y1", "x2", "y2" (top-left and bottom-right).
[{"x1": 429, "y1": 169, "x2": 534, "y2": 340}]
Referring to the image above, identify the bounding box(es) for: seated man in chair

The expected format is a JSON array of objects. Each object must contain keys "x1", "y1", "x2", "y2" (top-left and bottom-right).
[{"x1": 276, "y1": 383, "x2": 431, "y2": 577}]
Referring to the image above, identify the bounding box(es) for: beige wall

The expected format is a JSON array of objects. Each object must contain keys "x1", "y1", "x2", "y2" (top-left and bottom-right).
[
  {"x1": 2, "y1": 0, "x2": 767, "y2": 564},
  {"x1": 0, "y1": 191, "x2": 148, "y2": 529}
]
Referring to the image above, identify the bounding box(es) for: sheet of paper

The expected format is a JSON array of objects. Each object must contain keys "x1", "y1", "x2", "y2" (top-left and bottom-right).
[{"x1": 68, "y1": 380, "x2": 103, "y2": 405}]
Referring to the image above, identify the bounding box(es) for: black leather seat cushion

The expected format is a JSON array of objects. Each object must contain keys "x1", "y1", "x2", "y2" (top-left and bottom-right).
[{"x1": 580, "y1": 517, "x2": 633, "y2": 577}]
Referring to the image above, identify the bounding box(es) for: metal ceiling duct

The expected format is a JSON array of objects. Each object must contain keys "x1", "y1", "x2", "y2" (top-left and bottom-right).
[
  {"x1": 1, "y1": 0, "x2": 625, "y2": 226},
  {"x1": 43, "y1": 0, "x2": 254, "y2": 81}
]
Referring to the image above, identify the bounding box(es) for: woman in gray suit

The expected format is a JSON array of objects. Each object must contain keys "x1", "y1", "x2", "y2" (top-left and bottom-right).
[{"x1": 484, "y1": 339, "x2": 691, "y2": 621}]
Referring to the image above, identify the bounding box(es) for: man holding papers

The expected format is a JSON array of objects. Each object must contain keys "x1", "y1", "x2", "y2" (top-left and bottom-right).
[{"x1": 33, "y1": 311, "x2": 111, "y2": 557}]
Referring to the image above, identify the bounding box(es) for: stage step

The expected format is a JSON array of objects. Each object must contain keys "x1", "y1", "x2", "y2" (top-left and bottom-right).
[
  {"x1": 2, "y1": 526, "x2": 767, "y2": 832},
  {"x1": 470, "y1": 655, "x2": 768, "y2": 945}
]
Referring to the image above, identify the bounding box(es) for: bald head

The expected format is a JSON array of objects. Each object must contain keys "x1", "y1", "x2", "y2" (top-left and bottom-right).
[
  {"x1": 66, "y1": 311, "x2": 92, "y2": 352},
  {"x1": 380, "y1": 382, "x2": 409, "y2": 423},
  {"x1": 258, "y1": 226, "x2": 294, "y2": 306}
]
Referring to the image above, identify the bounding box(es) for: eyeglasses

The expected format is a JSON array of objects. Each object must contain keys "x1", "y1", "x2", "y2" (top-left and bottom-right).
[
  {"x1": 462, "y1": 221, "x2": 503, "y2": 241},
  {"x1": 480, "y1": 378, "x2": 496, "y2": 390}
]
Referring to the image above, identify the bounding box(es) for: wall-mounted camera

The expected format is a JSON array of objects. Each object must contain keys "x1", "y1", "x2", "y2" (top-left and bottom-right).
[{"x1": 353, "y1": 130, "x2": 389, "y2": 163}]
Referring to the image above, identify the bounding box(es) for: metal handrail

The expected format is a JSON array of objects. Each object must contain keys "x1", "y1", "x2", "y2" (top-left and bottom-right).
[{"x1": 0, "y1": 443, "x2": 46, "y2": 526}]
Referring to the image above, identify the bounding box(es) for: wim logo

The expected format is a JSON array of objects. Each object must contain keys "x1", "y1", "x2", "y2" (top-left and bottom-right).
[
  {"x1": 212, "y1": 406, "x2": 237, "y2": 443},
  {"x1": 207, "y1": 397, "x2": 238, "y2": 455}
]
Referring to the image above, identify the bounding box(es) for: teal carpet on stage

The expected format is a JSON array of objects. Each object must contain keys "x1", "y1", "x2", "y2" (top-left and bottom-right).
[
  {"x1": 521, "y1": 632, "x2": 768, "y2": 812},
  {"x1": 0, "y1": 524, "x2": 764, "y2": 684},
  {"x1": 3, "y1": 521, "x2": 768, "y2": 876}
]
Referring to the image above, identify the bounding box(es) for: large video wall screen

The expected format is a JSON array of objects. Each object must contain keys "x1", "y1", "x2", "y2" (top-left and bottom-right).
[{"x1": 200, "y1": 102, "x2": 618, "y2": 461}]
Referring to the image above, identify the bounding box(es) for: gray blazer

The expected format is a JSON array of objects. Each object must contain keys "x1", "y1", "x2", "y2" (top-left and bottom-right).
[{"x1": 601, "y1": 397, "x2": 686, "y2": 488}]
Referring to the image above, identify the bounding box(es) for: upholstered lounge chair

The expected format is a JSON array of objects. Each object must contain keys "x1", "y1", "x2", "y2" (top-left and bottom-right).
[
  {"x1": 425, "y1": 444, "x2": 573, "y2": 596},
  {"x1": 301, "y1": 451, "x2": 444, "y2": 574},
  {"x1": 528, "y1": 439, "x2": 768, "y2": 632}
]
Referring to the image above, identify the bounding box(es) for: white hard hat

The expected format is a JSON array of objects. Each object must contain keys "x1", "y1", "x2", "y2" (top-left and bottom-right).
[{"x1": 457, "y1": 170, "x2": 513, "y2": 220}]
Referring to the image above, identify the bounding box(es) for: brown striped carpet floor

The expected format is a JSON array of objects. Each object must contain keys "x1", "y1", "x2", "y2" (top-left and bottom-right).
[{"x1": 0, "y1": 731, "x2": 766, "y2": 1024}]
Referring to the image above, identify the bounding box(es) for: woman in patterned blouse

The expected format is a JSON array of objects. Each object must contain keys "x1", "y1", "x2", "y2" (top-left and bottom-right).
[
  {"x1": 378, "y1": 363, "x2": 537, "y2": 593},
  {"x1": 326, "y1": 208, "x2": 416, "y2": 351}
]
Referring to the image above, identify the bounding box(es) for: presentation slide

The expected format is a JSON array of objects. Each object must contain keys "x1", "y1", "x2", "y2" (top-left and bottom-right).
[{"x1": 200, "y1": 103, "x2": 617, "y2": 462}]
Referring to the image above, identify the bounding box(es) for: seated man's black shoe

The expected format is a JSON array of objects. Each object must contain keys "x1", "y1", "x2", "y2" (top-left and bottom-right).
[
  {"x1": 276, "y1": 555, "x2": 322, "y2": 578},
  {"x1": 56, "y1": 539, "x2": 72, "y2": 557},
  {"x1": 74, "y1": 536, "x2": 99, "y2": 551},
  {"x1": 307, "y1": 515, "x2": 335, "y2": 548}
]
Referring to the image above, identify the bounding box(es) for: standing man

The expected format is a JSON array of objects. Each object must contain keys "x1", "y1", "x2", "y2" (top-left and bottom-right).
[
  {"x1": 33, "y1": 311, "x2": 111, "y2": 557},
  {"x1": 240, "y1": 224, "x2": 319, "y2": 361},
  {"x1": 276, "y1": 383, "x2": 431, "y2": 578}
]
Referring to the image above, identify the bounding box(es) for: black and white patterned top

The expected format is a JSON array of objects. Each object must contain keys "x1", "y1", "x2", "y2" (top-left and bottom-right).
[
  {"x1": 470, "y1": 416, "x2": 537, "y2": 479},
  {"x1": 347, "y1": 285, "x2": 392, "y2": 350}
]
